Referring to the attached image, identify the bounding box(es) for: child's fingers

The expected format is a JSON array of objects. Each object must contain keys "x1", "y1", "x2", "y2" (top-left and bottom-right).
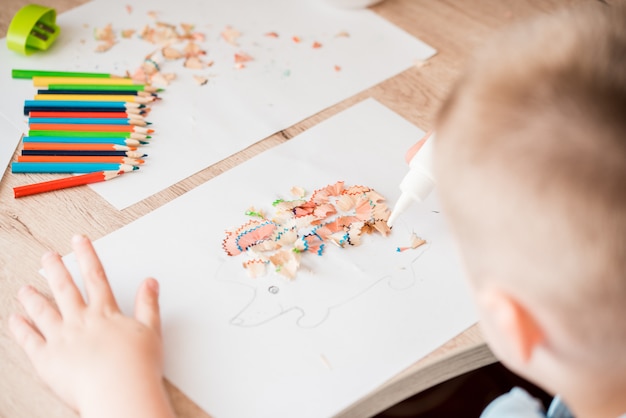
[
  {"x1": 9, "y1": 313, "x2": 46, "y2": 360},
  {"x1": 42, "y1": 251, "x2": 87, "y2": 319},
  {"x1": 16, "y1": 285, "x2": 62, "y2": 338},
  {"x1": 134, "y1": 278, "x2": 162, "y2": 337},
  {"x1": 72, "y1": 235, "x2": 120, "y2": 314},
  {"x1": 405, "y1": 130, "x2": 433, "y2": 164}
]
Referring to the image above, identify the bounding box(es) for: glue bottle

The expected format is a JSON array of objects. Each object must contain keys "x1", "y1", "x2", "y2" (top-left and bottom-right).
[{"x1": 387, "y1": 132, "x2": 436, "y2": 227}]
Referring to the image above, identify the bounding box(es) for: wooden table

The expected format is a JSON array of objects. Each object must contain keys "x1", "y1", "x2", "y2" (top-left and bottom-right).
[{"x1": 0, "y1": 0, "x2": 583, "y2": 416}]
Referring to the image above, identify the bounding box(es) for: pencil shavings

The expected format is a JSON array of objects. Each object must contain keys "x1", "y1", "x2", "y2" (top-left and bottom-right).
[
  {"x1": 221, "y1": 25, "x2": 241, "y2": 46},
  {"x1": 193, "y1": 75, "x2": 209, "y2": 85},
  {"x1": 396, "y1": 232, "x2": 427, "y2": 253},
  {"x1": 162, "y1": 46, "x2": 184, "y2": 60},
  {"x1": 222, "y1": 182, "x2": 393, "y2": 280},
  {"x1": 185, "y1": 57, "x2": 204, "y2": 69}
]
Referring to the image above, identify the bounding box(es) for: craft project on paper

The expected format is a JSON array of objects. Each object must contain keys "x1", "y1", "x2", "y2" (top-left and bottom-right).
[{"x1": 219, "y1": 181, "x2": 429, "y2": 328}]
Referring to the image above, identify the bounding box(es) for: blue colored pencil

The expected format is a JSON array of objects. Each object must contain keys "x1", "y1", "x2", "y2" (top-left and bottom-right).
[
  {"x1": 27, "y1": 117, "x2": 151, "y2": 126},
  {"x1": 11, "y1": 162, "x2": 139, "y2": 173}
]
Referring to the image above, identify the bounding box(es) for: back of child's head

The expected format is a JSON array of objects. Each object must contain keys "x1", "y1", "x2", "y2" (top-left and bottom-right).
[{"x1": 434, "y1": 2, "x2": 626, "y2": 372}]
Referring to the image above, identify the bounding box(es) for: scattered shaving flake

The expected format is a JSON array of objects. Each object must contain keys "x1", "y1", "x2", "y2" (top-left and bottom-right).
[
  {"x1": 312, "y1": 41, "x2": 322, "y2": 49},
  {"x1": 334, "y1": 65, "x2": 342, "y2": 72},
  {"x1": 242, "y1": 259, "x2": 268, "y2": 278},
  {"x1": 184, "y1": 56, "x2": 204, "y2": 69},
  {"x1": 125, "y1": 4, "x2": 132, "y2": 14},
  {"x1": 147, "y1": 11, "x2": 158, "y2": 20},
  {"x1": 93, "y1": 23, "x2": 116, "y2": 52},
  {"x1": 121, "y1": 29, "x2": 135, "y2": 38},
  {"x1": 396, "y1": 232, "x2": 427, "y2": 252},
  {"x1": 193, "y1": 75, "x2": 208, "y2": 85},
  {"x1": 94, "y1": 23, "x2": 115, "y2": 41},
  {"x1": 292, "y1": 35, "x2": 302, "y2": 43},
  {"x1": 234, "y1": 51, "x2": 253, "y2": 63},
  {"x1": 265, "y1": 31, "x2": 279, "y2": 38},
  {"x1": 162, "y1": 46, "x2": 184, "y2": 60},
  {"x1": 221, "y1": 25, "x2": 241, "y2": 46},
  {"x1": 335, "y1": 31, "x2": 350, "y2": 38},
  {"x1": 95, "y1": 41, "x2": 115, "y2": 52},
  {"x1": 290, "y1": 186, "x2": 306, "y2": 198},
  {"x1": 184, "y1": 41, "x2": 205, "y2": 57},
  {"x1": 222, "y1": 182, "x2": 394, "y2": 280}
]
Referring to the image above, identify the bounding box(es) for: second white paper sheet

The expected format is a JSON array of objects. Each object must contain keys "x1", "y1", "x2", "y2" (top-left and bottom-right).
[
  {"x1": 62, "y1": 99, "x2": 476, "y2": 418},
  {"x1": 0, "y1": 0, "x2": 436, "y2": 208}
]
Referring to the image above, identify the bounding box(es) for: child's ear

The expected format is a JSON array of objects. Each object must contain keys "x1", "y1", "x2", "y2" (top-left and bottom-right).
[{"x1": 478, "y1": 288, "x2": 544, "y2": 365}]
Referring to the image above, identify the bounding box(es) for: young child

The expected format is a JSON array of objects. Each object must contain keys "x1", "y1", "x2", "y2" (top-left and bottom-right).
[
  {"x1": 433, "y1": 2, "x2": 626, "y2": 417},
  {"x1": 9, "y1": 2, "x2": 626, "y2": 418}
]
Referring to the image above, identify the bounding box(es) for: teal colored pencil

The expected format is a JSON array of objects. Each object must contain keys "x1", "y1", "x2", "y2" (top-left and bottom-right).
[{"x1": 11, "y1": 162, "x2": 139, "y2": 173}]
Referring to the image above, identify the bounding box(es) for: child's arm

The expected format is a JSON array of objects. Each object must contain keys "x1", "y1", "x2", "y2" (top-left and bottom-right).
[{"x1": 9, "y1": 234, "x2": 176, "y2": 418}]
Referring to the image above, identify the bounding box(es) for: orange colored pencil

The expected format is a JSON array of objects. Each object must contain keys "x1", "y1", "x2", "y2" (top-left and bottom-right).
[
  {"x1": 28, "y1": 123, "x2": 154, "y2": 133},
  {"x1": 17, "y1": 155, "x2": 144, "y2": 165},
  {"x1": 23, "y1": 142, "x2": 137, "y2": 151},
  {"x1": 13, "y1": 168, "x2": 136, "y2": 198}
]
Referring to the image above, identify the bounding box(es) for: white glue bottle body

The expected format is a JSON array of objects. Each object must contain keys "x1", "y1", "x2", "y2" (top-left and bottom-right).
[{"x1": 387, "y1": 133, "x2": 436, "y2": 227}]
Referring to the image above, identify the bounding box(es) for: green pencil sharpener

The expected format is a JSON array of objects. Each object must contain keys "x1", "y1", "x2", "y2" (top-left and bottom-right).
[{"x1": 7, "y1": 4, "x2": 60, "y2": 55}]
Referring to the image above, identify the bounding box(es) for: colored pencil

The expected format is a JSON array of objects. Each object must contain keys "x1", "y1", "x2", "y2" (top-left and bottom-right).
[
  {"x1": 29, "y1": 111, "x2": 147, "y2": 119},
  {"x1": 14, "y1": 168, "x2": 136, "y2": 198},
  {"x1": 28, "y1": 131, "x2": 150, "y2": 140},
  {"x1": 25, "y1": 100, "x2": 145, "y2": 109},
  {"x1": 33, "y1": 94, "x2": 155, "y2": 104},
  {"x1": 12, "y1": 69, "x2": 124, "y2": 79},
  {"x1": 25, "y1": 106, "x2": 147, "y2": 115},
  {"x1": 21, "y1": 150, "x2": 147, "y2": 157},
  {"x1": 28, "y1": 124, "x2": 153, "y2": 133},
  {"x1": 47, "y1": 84, "x2": 161, "y2": 93},
  {"x1": 37, "y1": 89, "x2": 158, "y2": 98},
  {"x1": 17, "y1": 155, "x2": 144, "y2": 165},
  {"x1": 22, "y1": 143, "x2": 137, "y2": 151},
  {"x1": 11, "y1": 162, "x2": 139, "y2": 173},
  {"x1": 23, "y1": 137, "x2": 146, "y2": 146},
  {"x1": 32, "y1": 76, "x2": 138, "y2": 87},
  {"x1": 28, "y1": 117, "x2": 151, "y2": 126}
]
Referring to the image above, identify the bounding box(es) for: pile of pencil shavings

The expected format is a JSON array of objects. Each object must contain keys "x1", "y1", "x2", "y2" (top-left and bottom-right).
[{"x1": 222, "y1": 181, "x2": 392, "y2": 280}]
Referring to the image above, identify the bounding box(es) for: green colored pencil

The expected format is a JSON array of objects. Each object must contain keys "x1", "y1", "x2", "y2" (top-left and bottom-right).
[
  {"x1": 47, "y1": 84, "x2": 163, "y2": 93},
  {"x1": 12, "y1": 69, "x2": 118, "y2": 79},
  {"x1": 28, "y1": 130, "x2": 151, "y2": 139}
]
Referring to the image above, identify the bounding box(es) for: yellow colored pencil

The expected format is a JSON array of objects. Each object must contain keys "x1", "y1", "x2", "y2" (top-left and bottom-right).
[{"x1": 33, "y1": 76, "x2": 137, "y2": 87}]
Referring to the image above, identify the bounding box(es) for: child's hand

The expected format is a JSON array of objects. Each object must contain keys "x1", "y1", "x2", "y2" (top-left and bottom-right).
[
  {"x1": 9, "y1": 234, "x2": 176, "y2": 418},
  {"x1": 405, "y1": 130, "x2": 433, "y2": 163}
]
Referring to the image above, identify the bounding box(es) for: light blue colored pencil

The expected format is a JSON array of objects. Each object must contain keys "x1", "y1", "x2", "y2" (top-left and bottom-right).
[
  {"x1": 22, "y1": 136, "x2": 147, "y2": 145},
  {"x1": 28, "y1": 117, "x2": 151, "y2": 125},
  {"x1": 11, "y1": 162, "x2": 138, "y2": 173}
]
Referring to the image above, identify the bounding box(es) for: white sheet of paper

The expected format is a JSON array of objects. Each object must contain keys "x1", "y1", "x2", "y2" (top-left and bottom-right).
[
  {"x1": 0, "y1": 114, "x2": 21, "y2": 180},
  {"x1": 0, "y1": 0, "x2": 436, "y2": 209},
  {"x1": 61, "y1": 99, "x2": 477, "y2": 418}
]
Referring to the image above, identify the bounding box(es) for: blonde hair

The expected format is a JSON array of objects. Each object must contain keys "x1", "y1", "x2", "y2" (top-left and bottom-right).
[{"x1": 434, "y1": 2, "x2": 626, "y2": 365}]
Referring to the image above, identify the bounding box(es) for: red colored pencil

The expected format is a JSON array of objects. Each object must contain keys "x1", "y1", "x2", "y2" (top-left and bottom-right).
[
  {"x1": 28, "y1": 123, "x2": 154, "y2": 133},
  {"x1": 13, "y1": 168, "x2": 135, "y2": 198}
]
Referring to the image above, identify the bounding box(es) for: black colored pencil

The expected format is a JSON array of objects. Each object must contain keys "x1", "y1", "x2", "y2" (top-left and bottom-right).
[{"x1": 22, "y1": 149, "x2": 147, "y2": 157}]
